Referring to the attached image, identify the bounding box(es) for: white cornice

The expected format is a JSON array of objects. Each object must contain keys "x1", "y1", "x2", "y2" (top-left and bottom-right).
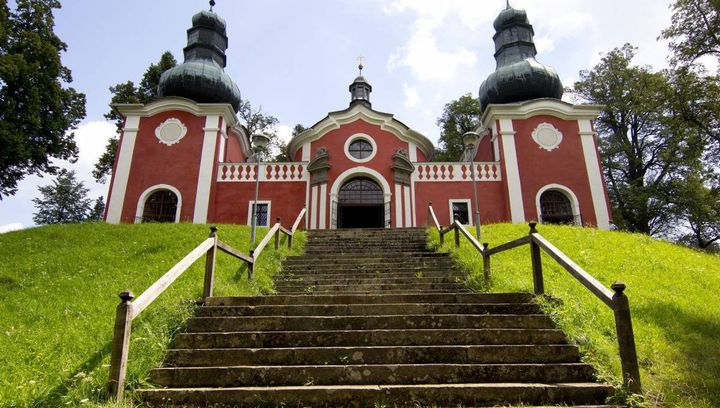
[
  {"x1": 113, "y1": 97, "x2": 239, "y2": 128},
  {"x1": 481, "y1": 99, "x2": 604, "y2": 129},
  {"x1": 288, "y1": 104, "x2": 435, "y2": 160}
]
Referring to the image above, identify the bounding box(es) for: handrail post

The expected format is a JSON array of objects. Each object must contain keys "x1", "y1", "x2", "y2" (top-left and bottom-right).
[
  {"x1": 439, "y1": 225, "x2": 444, "y2": 246},
  {"x1": 611, "y1": 281, "x2": 641, "y2": 394},
  {"x1": 248, "y1": 250, "x2": 255, "y2": 280},
  {"x1": 288, "y1": 233, "x2": 293, "y2": 249},
  {"x1": 107, "y1": 290, "x2": 135, "y2": 401},
  {"x1": 274, "y1": 218, "x2": 281, "y2": 250},
  {"x1": 453, "y1": 218, "x2": 460, "y2": 248},
  {"x1": 482, "y1": 243, "x2": 490, "y2": 284},
  {"x1": 529, "y1": 222, "x2": 544, "y2": 295},
  {"x1": 203, "y1": 226, "x2": 218, "y2": 299}
]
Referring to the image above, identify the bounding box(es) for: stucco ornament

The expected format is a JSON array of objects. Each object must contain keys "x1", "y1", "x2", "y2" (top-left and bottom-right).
[
  {"x1": 531, "y1": 123, "x2": 563, "y2": 151},
  {"x1": 155, "y1": 118, "x2": 188, "y2": 146}
]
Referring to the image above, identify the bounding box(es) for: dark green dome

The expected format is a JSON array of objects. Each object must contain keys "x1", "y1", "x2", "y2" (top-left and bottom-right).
[
  {"x1": 158, "y1": 8, "x2": 241, "y2": 111},
  {"x1": 479, "y1": 6, "x2": 562, "y2": 111}
]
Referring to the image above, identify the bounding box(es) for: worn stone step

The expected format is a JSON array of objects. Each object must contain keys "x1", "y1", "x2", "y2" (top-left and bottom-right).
[
  {"x1": 150, "y1": 363, "x2": 598, "y2": 387},
  {"x1": 286, "y1": 252, "x2": 447, "y2": 261},
  {"x1": 173, "y1": 328, "x2": 569, "y2": 349},
  {"x1": 163, "y1": 344, "x2": 581, "y2": 367},
  {"x1": 205, "y1": 292, "x2": 534, "y2": 306},
  {"x1": 280, "y1": 264, "x2": 461, "y2": 274},
  {"x1": 277, "y1": 289, "x2": 474, "y2": 295},
  {"x1": 195, "y1": 302, "x2": 541, "y2": 317},
  {"x1": 274, "y1": 271, "x2": 463, "y2": 281},
  {"x1": 303, "y1": 245, "x2": 428, "y2": 252},
  {"x1": 274, "y1": 282, "x2": 467, "y2": 293},
  {"x1": 185, "y1": 314, "x2": 556, "y2": 332},
  {"x1": 273, "y1": 276, "x2": 465, "y2": 287}
]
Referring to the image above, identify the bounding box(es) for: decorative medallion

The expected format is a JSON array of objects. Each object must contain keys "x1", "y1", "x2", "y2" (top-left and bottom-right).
[
  {"x1": 155, "y1": 118, "x2": 187, "y2": 146},
  {"x1": 531, "y1": 123, "x2": 563, "y2": 151}
]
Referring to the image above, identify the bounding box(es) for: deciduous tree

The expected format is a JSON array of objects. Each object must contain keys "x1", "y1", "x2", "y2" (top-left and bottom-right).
[
  {"x1": 434, "y1": 94, "x2": 482, "y2": 161},
  {"x1": 661, "y1": 0, "x2": 720, "y2": 67},
  {"x1": 0, "y1": 0, "x2": 86, "y2": 198}
]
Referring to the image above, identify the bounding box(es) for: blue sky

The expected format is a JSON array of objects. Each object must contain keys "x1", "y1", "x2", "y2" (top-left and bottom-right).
[{"x1": 0, "y1": 0, "x2": 680, "y2": 232}]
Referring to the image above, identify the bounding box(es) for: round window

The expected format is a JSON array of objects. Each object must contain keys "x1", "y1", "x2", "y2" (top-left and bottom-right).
[{"x1": 348, "y1": 139, "x2": 373, "y2": 160}]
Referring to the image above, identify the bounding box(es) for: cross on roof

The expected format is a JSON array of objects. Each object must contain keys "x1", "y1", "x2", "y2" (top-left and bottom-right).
[{"x1": 356, "y1": 56, "x2": 365, "y2": 75}]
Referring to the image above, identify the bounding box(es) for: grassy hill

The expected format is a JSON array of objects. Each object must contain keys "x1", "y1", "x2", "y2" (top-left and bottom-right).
[
  {"x1": 1, "y1": 222, "x2": 718, "y2": 407},
  {"x1": 429, "y1": 223, "x2": 720, "y2": 407},
  {"x1": 0, "y1": 222, "x2": 305, "y2": 407}
]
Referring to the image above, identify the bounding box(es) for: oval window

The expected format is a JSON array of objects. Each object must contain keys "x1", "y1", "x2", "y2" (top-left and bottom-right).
[{"x1": 348, "y1": 139, "x2": 373, "y2": 160}]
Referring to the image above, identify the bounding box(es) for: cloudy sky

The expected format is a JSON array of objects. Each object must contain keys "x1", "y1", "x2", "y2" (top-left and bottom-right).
[{"x1": 0, "y1": 0, "x2": 679, "y2": 232}]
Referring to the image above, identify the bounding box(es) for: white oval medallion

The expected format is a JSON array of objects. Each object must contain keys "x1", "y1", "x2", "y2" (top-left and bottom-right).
[
  {"x1": 532, "y1": 123, "x2": 563, "y2": 151},
  {"x1": 155, "y1": 118, "x2": 187, "y2": 146}
]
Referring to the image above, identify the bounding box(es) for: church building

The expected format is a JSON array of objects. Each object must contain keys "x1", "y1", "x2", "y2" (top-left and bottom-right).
[{"x1": 104, "y1": 4, "x2": 611, "y2": 230}]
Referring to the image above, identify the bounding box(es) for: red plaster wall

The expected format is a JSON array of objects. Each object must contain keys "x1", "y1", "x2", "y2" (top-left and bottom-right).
[
  {"x1": 120, "y1": 111, "x2": 208, "y2": 223},
  {"x1": 210, "y1": 182, "x2": 307, "y2": 225},
  {"x1": 474, "y1": 136, "x2": 495, "y2": 162},
  {"x1": 414, "y1": 182, "x2": 507, "y2": 226},
  {"x1": 224, "y1": 131, "x2": 246, "y2": 162},
  {"x1": 512, "y1": 116, "x2": 597, "y2": 225}
]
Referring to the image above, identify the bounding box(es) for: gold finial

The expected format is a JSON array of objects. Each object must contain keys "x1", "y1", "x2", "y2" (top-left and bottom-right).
[
  {"x1": 209, "y1": 0, "x2": 216, "y2": 11},
  {"x1": 357, "y1": 56, "x2": 365, "y2": 75}
]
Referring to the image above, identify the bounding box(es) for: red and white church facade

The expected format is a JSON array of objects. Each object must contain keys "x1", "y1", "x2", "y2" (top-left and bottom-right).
[{"x1": 104, "y1": 5, "x2": 611, "y2": 231}]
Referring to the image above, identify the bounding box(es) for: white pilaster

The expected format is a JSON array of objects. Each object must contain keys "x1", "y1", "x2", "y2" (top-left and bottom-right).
[
  {"x1": 403, "y1": 185, "x2": 412, "y2": 228},
  {"x1": 310, "y1": 185, "x2": 318, "y2": 230},
  {"x1": 579, "y1": 120, "x2": 610, "y2": 229},
  {"x1": 193, "y1": 115, "x2": 220, "y2": 224},
  {"x1": 319, "y1": 183, "x2": 327, "y2": 229},
  {"x1": 394, "y1": 184, "x2": 403, "y2": 227},
  {"x1": 106, "y1": 116, "x2": 140, "y2": 224},
  {"x1": 499, "y1": 119, "x2": 525, "y2": 223},
  {"x1": 301, "y1": 143, "x2": 311, "y2": 161}
]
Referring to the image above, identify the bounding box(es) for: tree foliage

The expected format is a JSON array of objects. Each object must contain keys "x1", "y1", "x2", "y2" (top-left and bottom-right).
[
  {"x1": 32, "y1": 169, "x2": 96, "y2": 224},
  {"x1": 434, "y1": 94, "x2": 482, "y2": 161},
  {"x1": 661, "y1": 0, "x2": 720, "y2": 67},
  {"x1": 93, "y1": 52, "x2": 177, "y2": 182},
  {"x1": 570, "y1": 44, "x2": 705, "y2": 235},
  {"x1": 238, "y1": 99, "x2": 288, "y2": 162},
  {"x1": 0, "y1": 0, "x2": 86, "y2": 199}
]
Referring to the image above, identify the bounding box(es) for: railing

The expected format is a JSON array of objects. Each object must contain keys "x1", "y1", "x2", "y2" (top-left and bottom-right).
[
  {"x1": 427, "y1": 203, "x2": 641, "y2": 394},
  {"x1": 107, "y1": 207, "x2": 307, "y2": 400}
]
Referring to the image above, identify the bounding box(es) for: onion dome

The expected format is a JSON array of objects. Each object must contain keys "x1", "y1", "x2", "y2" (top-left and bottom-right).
[
  {"x1": 478, "y1": 4, "x2": 563, "y2": 112},
  {"x1": 349, "y1": 64, "x2": 372, "y2": 108},
  {"x1": 158, "y1": 3, "x2": 241, "y2": 112}
]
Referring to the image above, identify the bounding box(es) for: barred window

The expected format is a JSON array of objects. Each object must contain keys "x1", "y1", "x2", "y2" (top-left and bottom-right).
[
  {"x1": 348, "y1": 139, "x2": 373, "y2": 160},
  {"x1": 142, "y1": 190, "x2": 178, "y2": 223}
]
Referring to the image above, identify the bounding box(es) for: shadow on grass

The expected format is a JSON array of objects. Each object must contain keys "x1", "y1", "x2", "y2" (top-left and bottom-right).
[
  {"x1": 634, "y1": 301, "x2": 720, "y2": 405},
  {"x1": 31, "y1": 341, "x2": 112, "y2": 407}
]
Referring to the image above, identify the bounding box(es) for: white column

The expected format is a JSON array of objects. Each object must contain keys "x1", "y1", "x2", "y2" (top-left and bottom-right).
[
  {"x1": 318, "y1": 183, "x2": 327, "y2": 229},
  {"x1": 394, "y1": 184, "x2": 403, "y2": 227},
  {"x1": 310, "y1": 185, "x2": 318, "y2": 229},
  {"x1": 403, "y1": 185, "x2": 412, "y2": 228},
  {"x1": 499, "y1": 119, "x2": 525, "y2": 223},
  {"x1": 579, "y1": 120, "x2": 611, "y2": 229},
  {"x1": 106, "y1": 116, "x2": 140, "y2": 224},
  {"x1": 193, "y1": 115, "x2": 220, "y2": 224}
]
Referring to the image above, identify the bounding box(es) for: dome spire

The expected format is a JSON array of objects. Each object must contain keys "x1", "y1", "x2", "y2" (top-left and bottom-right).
[
  {"x1": 209, "y1": 0, "x2": 215, "y2": 11},
  {"x1": 478, "y1": 5, "x2": 563, "y2": 111},
  {"x1": 349, "y1": 58, "x2": 372, "y2": 109}
]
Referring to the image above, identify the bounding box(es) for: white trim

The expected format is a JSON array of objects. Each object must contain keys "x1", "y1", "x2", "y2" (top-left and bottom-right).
[
  {"x1": 531, "y1": 122, "x2": 563, "y2": 151},
  {"x1": 499, "y1": 119, "x2": 525, "y2": 223},
  {"x1": 310, "y1": 185, "x2": 318, "y2": 230},
  {"x1": 410, "y1": 183, "x2": 417, "y2": 227},
  {"x1": 114, "y1": 97, "x2": 238, "y2": 126},
  {"x1": 535, "y1": 184, "x2": 581, "y2": 225},
  {"x1": 448, "y1": 199, "x2": 472, "y2": 226},
  {"x1": 193, "y1": 115, "x2": 220, "y2": 224},
  {"x1": 344, "y1": 133, "x2": 378, "y2": 163},
  {"x1": 301, "y1": 143, "x2": 311, "y2": 161},
  {"x1": 319, "y1": 183, "x2": 327, "y2": 229},
  {"x1": 482, "y1": 98, "x2": 603, "y2": 130},
  {"x1": 247, "y1": 200, "x2": 271, "y2": 227},
  {"x1": 305, "y1": 178, "x2": 310, "y2": 229},
  {"x1": 403, "y1": 185, "x2": 412, "y2": 227},
  {"x1": 394, "y1": 184, "x2": 403, "y2": 227},
  {"x1": 408, "y1": 142, "x2": 418, "y2": 162},
  {"x1": 329, "y1": 166, "x2": 392, "y2": 203},
  {"x1": 106, "y1": 116, "x2": 140, "y2": 224},
  {"x1": 218, "y1": 130, "x2": 227, "y2": 162},
  {"x1": 579, "y1": 120, "x2": 611, "y2": 229},
  {"x1": 154, "y1": 118, "x2": 188, "y2": 146},
  {"x1": 135, "y1": 184, "x2": 182, "y2": 223}
]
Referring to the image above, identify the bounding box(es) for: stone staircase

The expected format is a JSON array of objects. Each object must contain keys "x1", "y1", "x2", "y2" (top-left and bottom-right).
[{"x1": 140, "y1": 228, "x2": 613, "y2": 407}]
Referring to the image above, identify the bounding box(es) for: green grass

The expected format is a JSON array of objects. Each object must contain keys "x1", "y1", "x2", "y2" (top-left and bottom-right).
[
  {"x1": 429, "y1": 223, "x2": 720, "y2": 407},
  {"x1": 0, "y1": 222, "x2": 305, "y2": 407}
]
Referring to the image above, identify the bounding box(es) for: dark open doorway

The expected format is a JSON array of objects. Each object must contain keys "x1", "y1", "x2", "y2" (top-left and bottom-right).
[{"x1": 337, "y1": 177, "x2": 384, "y2": 228}]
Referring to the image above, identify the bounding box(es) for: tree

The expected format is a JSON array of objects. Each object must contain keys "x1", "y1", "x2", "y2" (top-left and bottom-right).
[
  {"x1": 661, "y1": 0, "x2": 720, "y2": 67},
  {"x1": 93, "y1": 52, "x2": 177, "y2": 182},
  {"x1": 668, "y1": 169, "x2": 720, "y2": 250},
  {"x1": 0, "y1": 0, "x2": 87, "y2": 199},
  {"x1": 291, "y1": 124, "x2": 307, "y2": 138},
  {"x1": 238, "y1": 99, "x2": 288, "y2": 162},
  {"x1": 570, "y1": 44, "x2": 705, "y2": 235},
  {"x1": 434, "y1": 94, "x2": 482, "y2": 161},
  {"x1": 87, "y1": 196, "x2": 105, "y2": 221},
  {"x1": 32, "y1": 169, "x2": 94, "y2": 224}
]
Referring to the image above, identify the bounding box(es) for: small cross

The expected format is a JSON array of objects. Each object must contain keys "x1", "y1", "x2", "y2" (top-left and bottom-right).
[{"x1": 356, "y1": 56, "x2": 365, "y2": 75}]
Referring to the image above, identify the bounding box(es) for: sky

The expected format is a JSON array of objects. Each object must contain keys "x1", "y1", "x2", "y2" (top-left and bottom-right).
[{"x1": 0, "y1": 0, "x2": 680, "y2": 232}]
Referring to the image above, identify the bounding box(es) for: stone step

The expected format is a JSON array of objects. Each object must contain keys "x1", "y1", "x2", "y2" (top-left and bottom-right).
[
  {"x1": 273, "y1": 276, "x2": 465, "y2": 286},
  {"x1": 163, "y1": 344, "x2": 581, "y2": 366},
  {"x1": 173, "y1": 328, "x2": 569, "y2": 349},
  {"x1": 205, "y1": 292, "x2": 534, "y2": 306},
  {"x1": 276, "y1": 289, "x2": 474, "y2": 295},
  {"x1": 139, "y1": 383, "x2": 612, "y2": 407},
  {"x1": 274, "y1": 282, "x2": 467, "y2": 293},
  {"x1": 274, "y1": 271, "x2": 464, "y2": 281},
  {"x1": 303, "y1": 244, "x2": 428, "y2": 251},
  {"x1": 280, "y1": 264, "x2": 460, "y2": 274},
  {"x1": 195, "y1": 302, "x2": 542, "y2": 317},
  {"x1": 285, "y1": 252, "x2": 447, "y2": 261},
  {"x1": 150, "y1": 363, "x2": 598, "y2": 387},
  {"x1": 185, "y1": 314, "x2": 556, "y2": 332}
]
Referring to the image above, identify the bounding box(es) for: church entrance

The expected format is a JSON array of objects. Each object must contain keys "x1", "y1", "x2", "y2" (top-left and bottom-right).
[{"x1": 337, "y1": 177, "x2": 384, "y2": 228}]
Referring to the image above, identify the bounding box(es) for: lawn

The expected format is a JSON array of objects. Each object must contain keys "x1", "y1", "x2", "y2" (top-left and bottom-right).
[
  {"x1": 429, "y1": 223, "x2": 720, "y2": 407},
  {"x1": 0, "y1": 222, "x2": 305, "y2": 407}
]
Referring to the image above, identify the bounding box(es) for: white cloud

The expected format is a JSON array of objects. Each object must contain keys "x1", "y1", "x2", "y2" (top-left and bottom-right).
[
  {"x1": 276, "y1": 124, "x2": 293, "y2": 145},
  {"x1": 403, "y1": 83, "x2": 421, "y2": 108},
  {"x1": 0, "y1": 223, "x2": 23, "y2": 234}
]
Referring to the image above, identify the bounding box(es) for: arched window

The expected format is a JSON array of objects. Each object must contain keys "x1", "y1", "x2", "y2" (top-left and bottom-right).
[
  {"x1": 348, "y1": 139, "x2": 373, "y2": 160},
  {"x1": 339, "y1": 177, "x2": 383, "y2": 205},
  {"x1": 142, "y1": 190, "x2": 178, "y2": 223},
  {"x1": 539, "y1": 190, "x2": 574, "y2": 224}
]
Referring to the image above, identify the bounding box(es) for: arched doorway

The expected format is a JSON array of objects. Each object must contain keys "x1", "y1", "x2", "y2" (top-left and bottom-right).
[
  {"x1": 539, "y1": 190, "x2": 574, "y2": 224},
  {"x1": 142, "y1": 190, "x2": 178, "y2": 223},
  {"x1": 337, "y1": 177, "x2": 384, "y2": 228}
]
